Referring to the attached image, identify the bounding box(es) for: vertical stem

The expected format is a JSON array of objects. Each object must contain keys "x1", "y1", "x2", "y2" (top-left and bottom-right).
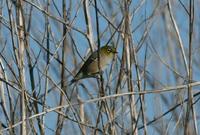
[
  {"x1": 42, "y1": 0, "x2": 50, "y2": 134},
  {"x1": 167, "y1": 0, "x2": 189, "y2": 75},
  {"x1": 184, "y1": 0, "x2": 198, "y2": 134},
  {"x1": 56, "y1": 0, "x2": 67, "y2": 134},
  {"x1": 124, "y1": 1, "x2": 138, "y2": 134},
  {"x1": 0, "y1": 3, "x2": 10, "y2": 133},
  {"x1": 23, "y1": 3, "x2": 45, "y2": 134},
  {"x1": 78, "y1": 97, "x2": 86, "y2": 135},
  {"x1": 94, "y1": 1, "x2": 114, "y2": 134},
  {"x1": 83, "y1": 0, "x2": 95, "y2": 51},
  {"x1": 0, "y1": 60, "x2": 10, "y2": 133},
  {"x1": 93, "y1": 0, "x2": 104, "y2": 134},
  {"x1": 16, "y1": 0, "x2": 26, "y2": 134},
  {"x1": 5, "y1": 1, "x2": 17, "y2": 133},
  {"x1": 94, "y1": 0, "x2": 104, "y2": 97}
]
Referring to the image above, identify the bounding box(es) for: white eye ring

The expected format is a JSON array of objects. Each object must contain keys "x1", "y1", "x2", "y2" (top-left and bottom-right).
[{"x1": 107, "y1": 48, "x2": 111, "y2": 52}]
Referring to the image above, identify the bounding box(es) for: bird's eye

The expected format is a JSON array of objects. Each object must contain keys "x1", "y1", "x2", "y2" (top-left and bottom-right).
[{"x1": 107, "y1": 48, "x2": 111, "y2": 53}]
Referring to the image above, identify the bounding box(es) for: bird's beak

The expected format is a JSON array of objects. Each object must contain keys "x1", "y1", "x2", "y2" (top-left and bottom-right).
[{"x1": 114, "y1": 50, "x2": 118, "y2": 53}]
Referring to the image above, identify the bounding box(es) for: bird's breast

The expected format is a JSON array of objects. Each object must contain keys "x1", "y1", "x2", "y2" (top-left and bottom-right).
[{"x1": 86, "y1": 56, "x2": 112, "y2": 74}]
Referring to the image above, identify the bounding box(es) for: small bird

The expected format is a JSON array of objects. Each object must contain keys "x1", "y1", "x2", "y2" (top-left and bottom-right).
[{"x1": 70, "y1": 45, "x2": 117, "y2": 84}]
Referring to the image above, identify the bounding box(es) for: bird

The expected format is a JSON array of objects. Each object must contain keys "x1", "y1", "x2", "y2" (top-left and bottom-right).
[{"x1": 70, "y1": 45, "x2": 117, "y2": 85}]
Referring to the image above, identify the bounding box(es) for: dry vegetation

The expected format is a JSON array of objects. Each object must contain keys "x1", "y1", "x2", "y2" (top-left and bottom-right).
[{"x1": 0, "y1": 0, "x2": 199, "y2": 135}]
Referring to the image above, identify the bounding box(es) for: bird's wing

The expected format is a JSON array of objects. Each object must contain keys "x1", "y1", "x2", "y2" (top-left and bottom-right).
[
  {"x1": 83, "y1": 50, "x2": 98, "y2": 66},
  {"x1": 75, "y1": 50, "x2": 98, "y2": 76}
]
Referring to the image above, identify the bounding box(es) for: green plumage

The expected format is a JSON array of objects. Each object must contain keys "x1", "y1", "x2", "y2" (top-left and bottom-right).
[{"x1": 70, "y1": 45, "x2": 117, "y2": 85}]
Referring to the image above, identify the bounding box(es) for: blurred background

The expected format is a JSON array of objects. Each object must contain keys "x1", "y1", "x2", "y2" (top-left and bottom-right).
[{"x1": 0, "y1": 0, "x2": 200, "y2": 134}]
